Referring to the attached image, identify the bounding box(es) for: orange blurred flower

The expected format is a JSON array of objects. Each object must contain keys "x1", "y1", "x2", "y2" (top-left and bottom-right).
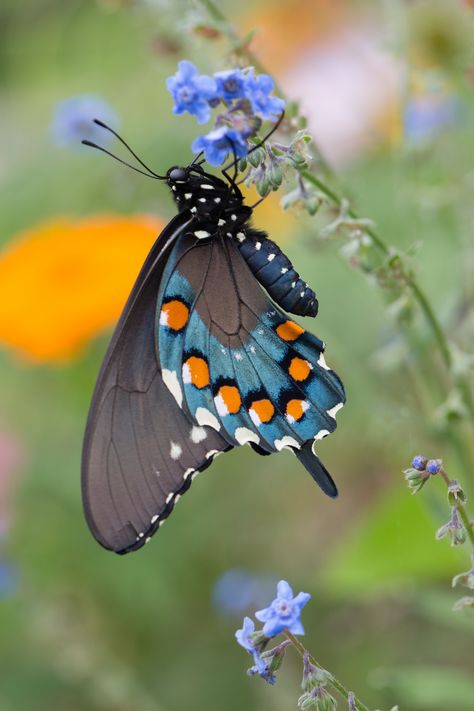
[{"x1": 0, "y1": 215, "x2": 164, "y2": 363}]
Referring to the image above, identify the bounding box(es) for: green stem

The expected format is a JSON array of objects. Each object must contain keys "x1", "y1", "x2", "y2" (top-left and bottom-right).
[
  {"x1": 439, "y1": 470, "x2": 474, "y2": 548},
  {"x1": 285, "y1": 631, "x2": 371, "y2": 711}
]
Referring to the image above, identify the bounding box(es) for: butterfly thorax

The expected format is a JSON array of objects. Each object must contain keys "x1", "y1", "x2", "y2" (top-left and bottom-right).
[{"x1": 166, "y1": 165, "x2": 252, "y2": 239}]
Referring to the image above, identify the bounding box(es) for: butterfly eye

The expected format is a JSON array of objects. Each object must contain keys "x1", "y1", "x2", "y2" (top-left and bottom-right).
[{"x1": 168, "y1": 167, "x2": 188, "y2": 182}]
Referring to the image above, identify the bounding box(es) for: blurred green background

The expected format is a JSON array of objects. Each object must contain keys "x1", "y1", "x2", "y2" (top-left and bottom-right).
[{"x1": 0, "y1": 1, "x2": 473, "y2": 709}]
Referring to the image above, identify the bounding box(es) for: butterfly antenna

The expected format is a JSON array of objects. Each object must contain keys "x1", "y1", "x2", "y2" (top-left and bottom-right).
[
  {"x1": 81, "y1": 140, "x2": 163, "y2": 179},
  {"x1": 92, "y1": 119, "x2": 166, "y2": 179},
  {"x1": 223, "y1": 110, "x2": 285, "y2": 175}
]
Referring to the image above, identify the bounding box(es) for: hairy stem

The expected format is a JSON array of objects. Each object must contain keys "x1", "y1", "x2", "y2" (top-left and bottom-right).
[
  {"x1": 285, "y1": 631, "x2": 371, "y2": 711},
  {"x1": 439, "y1": 469, "x2": 474, "y2": 548}
]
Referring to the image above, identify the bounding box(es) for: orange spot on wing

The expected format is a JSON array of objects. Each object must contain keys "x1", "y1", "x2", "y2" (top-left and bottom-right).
[
  {"x1": 217, "y1": 385, "x2": 241, "y2": 414},
  {"x1": 161, "y1": 300, "x2": 189, "y2": 331},
  {"x1": 250, "y1": 399, "x2": 275, "y2": 424},
  {"x1": 276, "y1": 320, "x2": 305, "y2": 342},
  {"x1": 184, "y1": 356, "x2": 210, "y2": 388},
  {"x1": 286, "y1": 399, "x2": 308, "y2": 422},
  {"x1": 289, "y1": 357, "x2": 312, "y2": 381}
]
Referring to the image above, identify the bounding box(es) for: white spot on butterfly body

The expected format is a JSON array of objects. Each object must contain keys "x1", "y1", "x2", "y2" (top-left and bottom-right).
[
  {"x1": 162, "y1": 369, "x2": 183, "y2": 407},
  {"x1": 236, "y1": 232, "x2": 246, "y2": 242},
  {"x1": 190, "y1": 426, "x2": 207, "y2": 443},
  {"x1": 275, "y1": 436, "x2": 300, "y2": 451},
  {"x1": 231, "y1": 214, "x2": 237, "y2": 221},
  {"x1": 255, "y1": 242, "x2": 261, "y2": 250},
  {"x1": 170, "y1": 442, "x2": 182, "y2": 460},
  {"x1": 318, "y1": 353, "x2": 330, "y2": 370},
  {"x1": 267, "y1": 253, "x2": 275, "y2": 261},
  {"x1": 218, "y1": 219, "x2": 226, "y2": 226},
  {"x1": 201, "y1": 184, "x2": 214, "y2": 190},
  {"x1": 194, "y1": 230, "x2": 210, "y2": 239},
  {"x1": 191, "y1": 207, "x2": 197, "y2": 213},
  {"x1": 235, "y1": 427, "x2": 260, "y2": 445},
  {"x1": 195, "y1": 407, "x2": 221, "y2": 431},
  {"x1": 327, "y1": 403, "x2": 344, "y2": 419},
  {"x1": 184, "y1": 192, "x2": 192, "y2": 199},
  {"x1": 281, "y1": 267, "x2": 288, "y2": 273},
  {"x1": 172, "y1": 185, "x2": 177, "y2": 191},
  {"x1": 300, "y1": 291, "x2": 305, "y2": 297},
  {"x1": 214, "y1": 197, "x2": 221, "y2": 203},
  {"x1": 314, "y1": 429, "x2": 330, "y2": 441},
  {"x1": 198, "y1": 197, "x2": 206, "y2": 203}
]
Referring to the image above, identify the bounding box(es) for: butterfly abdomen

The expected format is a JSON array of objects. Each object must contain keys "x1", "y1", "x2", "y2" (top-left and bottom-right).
[{"x1": 236, "y1": 230, "x2": 318, "y2": 317}]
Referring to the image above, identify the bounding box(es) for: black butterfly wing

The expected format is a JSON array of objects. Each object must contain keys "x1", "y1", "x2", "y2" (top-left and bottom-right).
[{"x1": 81, "y1": 212, "x2": 231, "y2": 554}]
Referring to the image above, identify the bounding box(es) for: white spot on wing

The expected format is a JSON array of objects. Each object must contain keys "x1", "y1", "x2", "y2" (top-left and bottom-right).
[
  {"x1": 191, "y1": 426, "x2": 207, "y2": 443},
  {"x1": 318, "y1": 353, "x2": 330, "y2": 370},
  {"x1": 194, "y1": 230, "x2": 210, "y2": 239},
  {"x1": 162, "y1": 369, "x2": 183, "y2": 407},
  {"x1": 249, "y1": 409, "x2": 261, "y2": 427},
  {"x1": 184, "y1": 468, "x2": 194, "y2": 480},
  {"x1": 170, "y1": 442, "x2": 182, "y2": 460},
  {"x1": 195, "y1": 407, "x2": 221, "y2": 431},
  {"x1": 151, "y1": 514, "x2": 159, "y2": 524},
  {"x1": 275, "y1": 436, "x2": 300, "y2": 451},
  {"x1": 234, "y1": 352, "x2": 243, "y2": 361},
  {"x1": 327, "y1": 403, "x2": 344, "y2": 419},
  {"x1": 214, "y1": 393, "x2": 229, "y2": 417},
  {"x1": 234, "y1": 427, "x2": 260, "y2": 445},
  {"x1": 314, "y1": 429, "x2": 330, "y2": 441}
]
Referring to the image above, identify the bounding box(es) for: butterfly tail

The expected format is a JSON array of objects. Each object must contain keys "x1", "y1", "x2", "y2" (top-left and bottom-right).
[{"x1": 294, "y1": 441, "x2": 338, "y2": 499}]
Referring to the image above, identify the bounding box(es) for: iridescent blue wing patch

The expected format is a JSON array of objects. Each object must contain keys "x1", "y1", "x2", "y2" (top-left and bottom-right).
[{"x1": 157, "y1": 229, "x2": 345, "y2": 488}]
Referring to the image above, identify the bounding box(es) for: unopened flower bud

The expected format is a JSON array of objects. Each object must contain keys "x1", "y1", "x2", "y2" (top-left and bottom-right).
[
  {"x1": 426, "y1": 458, "x2": 442, "y2": 475},
  {"x1": 447, "y1": 479, "x2": 466, "y2": 505},
  {"x1": 411, "y1": 455, "x2": 427, "y2": 471}
]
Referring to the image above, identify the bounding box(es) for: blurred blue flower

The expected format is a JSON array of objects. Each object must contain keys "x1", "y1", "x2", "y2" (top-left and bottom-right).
[
  {"x1": 51, "y1": 95, "x2": 119, "y2": 148},
  {"x1": 166, "y1": 60, "x2": 217, "y2": 124},
  {"x1": 244, "y1": 69, "x2": 285, "y2": 121},
  {"x1": 192, "y1": 125, "x2": 248, "y2": 166},
  {"x1": 256, "y1": 580, "x2": 310, "y2": 637},
  {"x1": 235, "y1": 616, "x2": 267, "y2": 675},
  {"x1": 411, "y1": 455, "x2": 427, "y2": 471},
  {"x1": 212, "y1": 568, "x2": 278, "y2": 615},
  {"x1": 404, "y1": 96, "x2": 459, "y2": 144},
  {"x1": 426, "y1": 458, "x2": 442, "y2": 475},
  {"x1": 248, "y1": 661, "x2": 276, "y2": 685},
  {"x1": 215, "y1": 68, "x2": 247, "y2": 102},
  {"x1": 0, "y1": 561, "x2": 18, "y2": 598}
]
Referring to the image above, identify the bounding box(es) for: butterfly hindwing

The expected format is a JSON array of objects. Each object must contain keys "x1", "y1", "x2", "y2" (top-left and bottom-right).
[
  {"x1": 81, "y1": 213, "x2": 231, "y2": 554},
  {"x1": 157, "y1": 229, "x2": 345, "y2": 458}
]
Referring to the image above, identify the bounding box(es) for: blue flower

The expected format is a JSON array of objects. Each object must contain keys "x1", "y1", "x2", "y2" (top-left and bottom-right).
[
  {"x1": 411, "y1": 455, "x2": 427, "y2": 471},
  {"x1": 51, "y1": 95, "x2": 119, "y2": 148},
  {"x1": 243, "y1": 69, "x2": 285, "y2": 121},
  {"x1": 215, "y1": 68, "x2": 247, "y2": 102},
  {"x1": 426, "y1": 458, "x2": 442, "y2": 475},
  {"x1": 192, "y1": 125, "x2": 248, "y2": 166},
  {"x1": 248, "y1": 662, "x2": 276, "y2": 685},
  {"x1": 255, "y1": 580, "x2": 310, "y2": 637},
  {"x1": 166, "y1": 60, "x2": 218, "y2": 124},
  {"x1": 235, "y1": 616, "x2": 267, "y2": 675}
]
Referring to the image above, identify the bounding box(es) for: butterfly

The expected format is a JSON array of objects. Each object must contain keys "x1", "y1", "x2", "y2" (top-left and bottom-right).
[{"x1": 81, "y1": 120, "x2": 345, "y2": 554}]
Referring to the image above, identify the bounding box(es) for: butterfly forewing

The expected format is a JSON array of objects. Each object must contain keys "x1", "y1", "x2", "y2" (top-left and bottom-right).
[{"x1": 81, "y1": 213, "x2": 231, "y2": 554}]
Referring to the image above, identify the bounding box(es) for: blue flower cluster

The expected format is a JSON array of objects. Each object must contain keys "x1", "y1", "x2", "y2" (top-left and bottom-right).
[
  {"x1": 166, "y1": 61, "x2": 285, "y2": 166},
  {"x1": 235, "y1": 579, "x2": 310, "y2": 685}
]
